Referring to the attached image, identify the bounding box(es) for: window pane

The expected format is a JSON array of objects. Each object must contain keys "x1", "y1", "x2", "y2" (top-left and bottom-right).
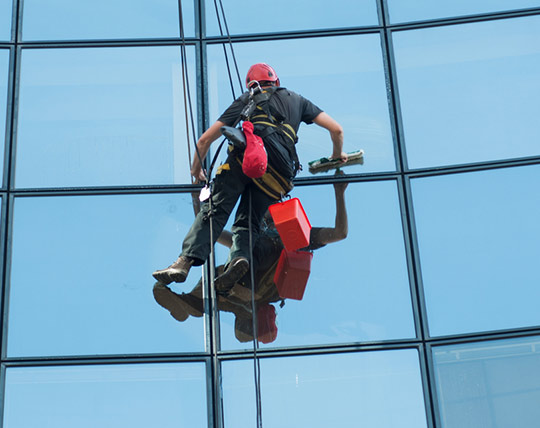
[
  {"x1": 22, "y1": 0, "x2": 193, "y2": 40},
  {"x1": 0, "y1": 49, "x2": 8, "y2": 173},
  {"x1": 393, "y1": 16, "x2": 540, "y2": 169},
  {"x1": 8, "y1": 193, "x2": 205, "y2": 357},
  {"x1": 0, "y1": 0, "x2": 11, "y2": 40},
  {"x1": 3, "y1": 363, "x2": 207, "y2": 428},
  {"x1": 217, "y1": 180, "x2": 415, "y2": 349},
  {"x1": 433, "y1": 337, "x2": 540, "y2": 428},
  {"x1": 388, "y1": 0, "x2": 540, "y2": 23},
  {"x1": 412, "y1": 165, "x2": 540, "y2": 336},
  {"x1": 16, "y1": 46, "x2": 197, "y2": 188},
  {"x1": 223, "y1": 350, "x2": 427, "y2": 428},
  {"x1": 205, "y1": 0, "x2": 378, "y2": 36},
  {"x1": 207, "y1": 36, "x2": 395, "y2": 176}
]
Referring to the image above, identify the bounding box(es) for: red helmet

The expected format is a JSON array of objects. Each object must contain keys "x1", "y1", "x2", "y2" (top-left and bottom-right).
[{"x1": 245, "y1": 63, "x2": 280, "y2": 89}]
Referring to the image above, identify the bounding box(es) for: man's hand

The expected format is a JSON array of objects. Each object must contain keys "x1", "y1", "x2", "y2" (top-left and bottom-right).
[
  {"x1": 331, "y1": 151, "x2": 348, "y2": 164},
  {"x1": 191, "y1": 164, "x2": 207, "y2": 183}
]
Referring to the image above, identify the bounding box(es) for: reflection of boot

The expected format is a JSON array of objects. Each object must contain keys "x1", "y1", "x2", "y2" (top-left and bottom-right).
[
  {"x1": 152, "y1": 256, "x2": 194, "y2": 285},
  {"x1": 179, "y1": 292, "x2": 204, "y2": 318},
  {"x1": 215, "y1": 257, "x2": 249, "y2": 292},
  {"x1": 153, "y1": 282, "x2": 189, "y2": 322}
]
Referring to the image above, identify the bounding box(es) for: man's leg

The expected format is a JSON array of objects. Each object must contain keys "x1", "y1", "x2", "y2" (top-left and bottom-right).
[
  {"x1": 153, "y1": 154, "x2": 251, "y2": 284},
  {"x1": 215, "y1": 185, "x2": 276, "y2": 290}
]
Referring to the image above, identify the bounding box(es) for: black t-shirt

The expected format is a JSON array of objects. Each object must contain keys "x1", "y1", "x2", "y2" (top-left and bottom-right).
[
  {"x1": 218, "y1": 87, "x2": 323, "y2": 132},
  {"x1": 218, "y1": 88, "x2": 323, "y2": 178}
]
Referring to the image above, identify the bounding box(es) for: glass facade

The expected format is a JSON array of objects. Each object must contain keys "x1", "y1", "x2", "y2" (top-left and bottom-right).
[{"x1": 1, "y1": 1, "x2": 539, "y2": 427}]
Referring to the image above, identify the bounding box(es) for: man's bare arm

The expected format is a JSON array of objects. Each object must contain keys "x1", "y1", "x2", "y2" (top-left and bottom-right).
[
  {"x1": 311, "y1": 179, "x2": 348, "y2": 245},
  {"x1": 313, "y1": 112, "x2": 347, "y2": 162},
  {"x1": 190, "y1": 120, "x2": 226, "y2": 182}
]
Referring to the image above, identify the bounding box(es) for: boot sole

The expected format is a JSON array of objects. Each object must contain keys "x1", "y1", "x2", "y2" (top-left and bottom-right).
[
  {"x1": 152, "y1": 269, "x2": 188, "y2": 285},
  {"x1": 215, "y1": 258, "x2": 249, "y2": 291}
]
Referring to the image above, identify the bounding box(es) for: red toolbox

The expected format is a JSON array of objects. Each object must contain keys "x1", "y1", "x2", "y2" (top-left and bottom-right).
[{"x1": 269, "y1": 198, "x2": 311, "y2": 251}]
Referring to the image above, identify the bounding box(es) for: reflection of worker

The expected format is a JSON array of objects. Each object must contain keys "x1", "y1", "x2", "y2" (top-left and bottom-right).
[
  {"x1": 153, "y1": 63, "x2": 346, "y2": 288},
  {"x1": 153, "y1": 175, "x2": 348, "y2": 343}
]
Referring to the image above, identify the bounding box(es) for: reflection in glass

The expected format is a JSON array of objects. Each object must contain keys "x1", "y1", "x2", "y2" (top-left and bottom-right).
[
  {"x1": 433, "y1": 337, "x2": 540, "y2": 428},
  {"x1": 222, "y1": 350, "x2": 427, "y2": 428},
  {"x1": 412, "y1": 165, "x2": 540, "y2": 336},
  {"x1": 22, "y1": 0, "x2": 192, "y2": 40},
  {"x1": 0, "y1": 49, "x2": 9, "y2": 172},
  {"x1": 0, "y1": 0, "x2": 11, "y2": 40},
  {"x1": 8, "y1": 193, "x2": 205, "y2": 357},
  {"x1": 207, "y1": 35, "x2": 395, "y2": 176},
  {"x1": 3, "y1": 363, "x2": 207, "y2": 428},
  {"x1": 388, "y1": 0, "x2": 540, "y2": 23},
  {"x1": 205, "y1": 0, "x2": 377, "y2": 36},
  {"x1": 209, "y1": 179, "x2": 414, "y2": 349},
  {"x1": 393, "y1": 16, "x2": 540, "y2": 169},
  {"x1": 16, "y1": 46, "x2": 197, "y2": 188},
  {"x1": 156, "y1": 172, "x2": 350, "y2": 345}
]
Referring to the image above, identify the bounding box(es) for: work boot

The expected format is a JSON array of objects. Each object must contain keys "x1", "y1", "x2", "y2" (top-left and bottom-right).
[
  {"x1": 215, "y1": 257, "x2": 249, "y2": 293},
  {"x1": 152, "y1": 256, "x2": 194, "y2": 285},
  {"x1": 153, "y1": 282, "x2": 189, "y2": 322}
]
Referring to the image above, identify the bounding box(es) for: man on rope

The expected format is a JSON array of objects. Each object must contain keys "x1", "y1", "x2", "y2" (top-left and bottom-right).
[{"x1": 153, "y1": 63, "x2": 347, "y2": 287}]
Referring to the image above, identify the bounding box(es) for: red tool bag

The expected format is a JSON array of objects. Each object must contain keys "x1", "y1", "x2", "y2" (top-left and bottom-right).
[
  {"x1": 242, "y1": 121, "x2": 267, "y2": 178},
  {"x1": 268, "y1": 198, "x2": 311, "y2": 251},
  {"x1": 257, "y1": 303, "x2": 278, "y2": 344},
  {"x1": 273, "y1": 249, "x2": 313, "y2": 301}
]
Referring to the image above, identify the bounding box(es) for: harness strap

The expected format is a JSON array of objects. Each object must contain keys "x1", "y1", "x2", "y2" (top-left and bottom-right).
[
  {"x1": 250, "y1": 113, "x2": 297, "y2": 143},
  {"x1": 236, "y1": 157, "x2": 293, "y2": 200}
]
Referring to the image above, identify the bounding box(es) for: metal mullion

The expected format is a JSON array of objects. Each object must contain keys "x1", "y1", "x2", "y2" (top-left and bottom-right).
[
  {"x1": 396, "y1": 175, "x2": 440, "y2": 428},
  {"x1": 396, "y1": 176, "x2": 427, "y2": 339},
  {"x1": 8, "y1": 184, "x2": 203, "y2": 197},
  {"x1": 399, "y1": 176, "x2": 430, "y2": 340},
  {"x1": 380, "y1": 26, "x2": 408, "y2": 172},
  {"x1": 11, "y1": 0, "x2": 21, "y2": 44},
  {"x1": 2, "y1": 46, "x2": 15, "y2": 191},
  {"x1": 203, "y1": 26, "x2": 383, "y2": 45},
  {"x1": 387, "y1": 6, "x2": 540, "y2": 32},
  {"x1": 17, "y1": 38, "x2": 199, "y2": 49},
  {"x1": 294, "y1": 171, "x2": 398, "y2": 187},
  {"x1": 423, "y1": 343, "x2": 442, "y2": 428},
  {"x1": 417, "y1": 343, "x2": 437, "y2": 427},
  {"x1": 3, "y1": 354, "x2": 210, "y2": 367},
  {"x1": 217, "y1": 338, "x2": 423, "y2": 362},
  {"x1": 406, "y1": 156, "x2": 540, "y2": 179},
  {"x1": 0, "y1": 193, "x2": 14, "y2": 363},
  {"x1": 427, "y1": 327, "x2": 540, "y2": 347},
  {"x1": 0, "y1": 363, "x2": 5, "y2": 426},
  {"x1": 198, "y1": 2, "x2": 222, "y2": 427}
]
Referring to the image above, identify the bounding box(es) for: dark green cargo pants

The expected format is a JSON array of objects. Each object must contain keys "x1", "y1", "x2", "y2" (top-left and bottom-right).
[{"x1": 181, "y1": 152, "x2": 277, "y2": 266}]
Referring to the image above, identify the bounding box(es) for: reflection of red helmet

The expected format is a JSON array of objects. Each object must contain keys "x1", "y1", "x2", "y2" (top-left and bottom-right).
[{"x1": 245, "y1": 63, "x2": 280, "y2": 89}]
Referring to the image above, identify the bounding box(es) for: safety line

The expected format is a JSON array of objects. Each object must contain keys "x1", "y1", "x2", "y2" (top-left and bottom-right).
[
  {"x1": 179, "y1": 0, "x2": 264, "y2": 426},
  {"x1": 178, "y1": 0, "x2": 208, "y2": 184},
  {"x1": 212, "y1": 0, "x2": 243, "y2": 98},
  {"x1": 177, "y1": 3, "x2": 224, "y2": 428},
  {"x1": 216, "y1": 0, "x2": 243, "y2": 90},
  {"x1": 211, "y1": 3, "x2": 264, "y2": 426},
  {"x1": 248, "y1": 189, "x2": 264, "y2": 428}
]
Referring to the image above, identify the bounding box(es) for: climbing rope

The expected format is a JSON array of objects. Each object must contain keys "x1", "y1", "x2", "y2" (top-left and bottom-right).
[
  {"x1": 211, "y1": 2, "x2": 265, "y2": 426},
  {"x1": 248, "y1": 189, "x2": 264, "y2": 428},
  {"x1": 177, "y1": 0, "x2": 264, "y2": 426}
]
